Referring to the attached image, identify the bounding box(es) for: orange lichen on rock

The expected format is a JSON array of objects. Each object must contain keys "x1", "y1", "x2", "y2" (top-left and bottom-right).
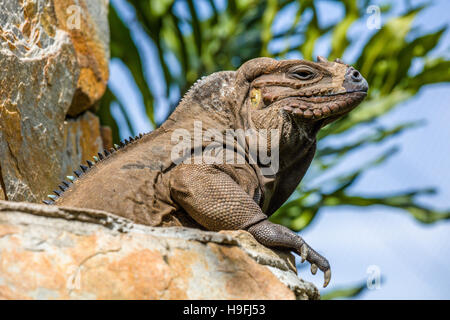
[{"x1": 53, "y1": 0, "x2": 110, "y2": 116}]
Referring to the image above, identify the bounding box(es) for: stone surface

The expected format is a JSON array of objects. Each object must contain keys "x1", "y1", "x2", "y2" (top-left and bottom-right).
[
  {"x1": 52, "y1": 0, "x2": 110, "y2": 116},
  {"x1": 0, "y1": 200, "x2": 319, "y2": 300},
  {"x1": 0, "y1": 0, "x2": 109, "y2": 203},
  {"x1": 100, "y1": 126, "x2": 113, "y2": 150},
  {"x1": 63, "y1": 111, "x2": 104, "y2": 177}
]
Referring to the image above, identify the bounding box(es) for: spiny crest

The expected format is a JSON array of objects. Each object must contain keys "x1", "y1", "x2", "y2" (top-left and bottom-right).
[
  {"x1": 178, "y1": 75, "x2": 208, "y2": 106},
  {"x1": 176, "y1": 72, "x2": 234, "y2": 109},
  {"x1": 43, "y1": 132, "x2": 146, "y2": 205}
]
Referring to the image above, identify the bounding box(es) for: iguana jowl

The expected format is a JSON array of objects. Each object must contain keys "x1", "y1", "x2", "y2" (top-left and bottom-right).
[{"x1": 44, "y1": 56, "x2": 368, "y2": 288}]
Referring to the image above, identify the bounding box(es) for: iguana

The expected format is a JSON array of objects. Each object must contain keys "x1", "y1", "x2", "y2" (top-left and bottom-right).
[{"x1": 44, "y1": 56, "x2": 368, "y2": 288}]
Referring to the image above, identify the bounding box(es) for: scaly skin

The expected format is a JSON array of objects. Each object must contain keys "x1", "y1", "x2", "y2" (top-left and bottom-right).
[{"x1": 45, "y1": 56, "x2": 368, "y2": 287}]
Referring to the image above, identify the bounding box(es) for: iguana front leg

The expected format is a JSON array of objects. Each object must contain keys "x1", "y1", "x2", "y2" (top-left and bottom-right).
[
  {"x1": 170, "y1": 164, "x2": 331, "y2": 287},
  {"x1": 247, "y1": 220, "x2": 331, "y2": 287}
]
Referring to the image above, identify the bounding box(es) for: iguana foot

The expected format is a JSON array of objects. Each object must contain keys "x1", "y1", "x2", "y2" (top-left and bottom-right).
[
  {"x1": 247, "y1": 219, "x2": 331, "y2": 287},
  {"x1": 298, "y1": 242, "x2": 331, "y2": 287}
]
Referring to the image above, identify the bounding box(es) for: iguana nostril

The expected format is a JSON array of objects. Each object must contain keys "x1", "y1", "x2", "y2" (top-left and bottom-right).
[
  {"x1": 352, "y1": 70, "x2": 361, "y2": 81},
  {"x1": 344, "y1": 66, "x2": 368, "y2": 92}
]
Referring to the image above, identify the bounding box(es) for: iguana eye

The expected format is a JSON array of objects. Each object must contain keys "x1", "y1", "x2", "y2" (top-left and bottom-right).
[{"x1": 291, "y1": 70, "x2": 315, "y2": 80}]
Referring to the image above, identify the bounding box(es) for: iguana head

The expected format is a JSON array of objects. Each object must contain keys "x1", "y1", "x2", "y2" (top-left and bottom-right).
[{"x1": 237, "y1": 56, "x2": 368, "y2": 131}]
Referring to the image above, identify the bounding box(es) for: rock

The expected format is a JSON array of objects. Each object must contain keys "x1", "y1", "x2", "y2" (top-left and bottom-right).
[
  {"x1": 100, "y1": 126, "x2": 113, "y2": 150},
  {"x1": 0, "y1": 185, "x2": 5, "y2": 201},
  {"x1": 220, "y1": 230, "x2": 319, "y2": 300},
  {"x1": 63, "y1": 111, "x2": 105, "y2": 176},
  {"x1": 0, "y1": 200, "x2": 319, "y2": 300},
  {"x1": 0, "y1": 0, "x2": 109, "y2": 203},
  {"x1": 52, "y1": 0, "x2": 110, "y2": 116}
]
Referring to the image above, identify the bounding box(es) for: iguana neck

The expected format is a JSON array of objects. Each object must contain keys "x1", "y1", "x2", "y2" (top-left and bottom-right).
[{"x1": 160, "y1": 69, "x2": 320, "y2": 176}]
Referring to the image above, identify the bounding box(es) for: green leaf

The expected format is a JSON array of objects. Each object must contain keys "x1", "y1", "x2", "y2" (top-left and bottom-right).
[
  {"x1": 187, "y1": 0, "x2": 203, "y2": 56},
  {"x1": 315, "y1": 121, "x2": 422, "y2": 172},
  {"x1": 319, "y1": 90, "x2": 413, "y2": 139},
  {"x1": 261, "y1": 0, "x2": 278, "y2": 56},
  {"x1": 298, "y1": 3, "x2": 321, "y2": 61},
  {"x1": 324, "y1": 190, "x2": 450, "y2": 224},
  {"x1": 406, "y1": 59, "x2": 450, "y2": 91},
  {"x1": 149, "y1": 0, "x2": 173, "y2": 17},
  {"x1": 273, "y1": 147, "x2": 399, "y2": 231},
  {"x1": 321, "y1": 281, "x2": 367, "y2": 300},
  {"x1": 395, "y1": 28, "x2": 446, "y2": 88},
  {"x1": 329, "y1": 0, "x2": 358, "y2": 60},
  {"x1": 97, "y1": 88, "x2": 122, "y2": 144},
  {"x1": 108, "y1": 3, "x2": 156, "y2": 126},
  {"x1": 356, "y1": 6, "x2": 425, "y2": 80}
]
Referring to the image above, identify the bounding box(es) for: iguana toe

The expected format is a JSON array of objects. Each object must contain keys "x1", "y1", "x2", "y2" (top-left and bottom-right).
[
  {"x1": 299, "y1": 242, "x2": 331, "y2": 287},
  {"x1": 300, "y1": 244, "x2": 308, "y2": 263},
  {"x1": 324, "y1": 269, "x2": 331, "y2": 288}
]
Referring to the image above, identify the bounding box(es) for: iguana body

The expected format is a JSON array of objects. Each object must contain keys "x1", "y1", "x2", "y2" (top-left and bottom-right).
[{"x1": 45, "y1": 57, "x2": 368, "y2": 287}]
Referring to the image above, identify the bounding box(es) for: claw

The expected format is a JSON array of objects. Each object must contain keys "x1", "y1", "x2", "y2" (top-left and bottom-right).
[
  {"x1": 311, "y1": 264, "x2": 318, "y2": 275},
  {"x1": 323, "y1": 269, "x2": 331, "y2": 288},
  {"x1": 300, "y1": 244, "x2": 308, "y2": 263}
]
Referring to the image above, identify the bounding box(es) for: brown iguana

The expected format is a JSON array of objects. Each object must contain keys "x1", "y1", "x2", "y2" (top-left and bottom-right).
[{"x1": 44, "y1": 56, "x2": 368, "y2": 287}]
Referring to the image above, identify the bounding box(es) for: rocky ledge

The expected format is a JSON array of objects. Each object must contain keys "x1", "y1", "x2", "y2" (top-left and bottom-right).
[{"x1": 0, "y1": 200, "x2": 319, "y2": 300}]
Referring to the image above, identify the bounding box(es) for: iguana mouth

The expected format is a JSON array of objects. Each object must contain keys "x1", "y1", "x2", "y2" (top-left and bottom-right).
[{"x1": 278, "y1": 91, "x2": 367, "y2": 120}]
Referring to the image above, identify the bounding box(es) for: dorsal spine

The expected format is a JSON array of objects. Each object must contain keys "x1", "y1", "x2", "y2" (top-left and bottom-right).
[{"x1": 43, "y1": 133, "x2": 146, "y2": 205}]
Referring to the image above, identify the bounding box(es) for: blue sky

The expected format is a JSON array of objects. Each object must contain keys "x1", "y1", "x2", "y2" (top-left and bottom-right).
[{"x1": 109, "y1": 0, "x2": 450, "y2": 299}]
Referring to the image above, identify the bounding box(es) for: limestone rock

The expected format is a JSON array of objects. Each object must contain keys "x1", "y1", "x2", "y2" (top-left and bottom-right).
[
  {"x1": 0, "y1": 200, "x2": 319, "y2": 300},
  {"x1": 0, "y1": 0, "x2": 109, "y2": 202},
  {"x1": 63, "y1": 111, "x2": 104, "y2": 177},
  {"x1": 100, "y1": 126, "x2": 113, "y2": 150},
  {"x1": 52, "y1": 0, "x2": 110, "y2": 116}
]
